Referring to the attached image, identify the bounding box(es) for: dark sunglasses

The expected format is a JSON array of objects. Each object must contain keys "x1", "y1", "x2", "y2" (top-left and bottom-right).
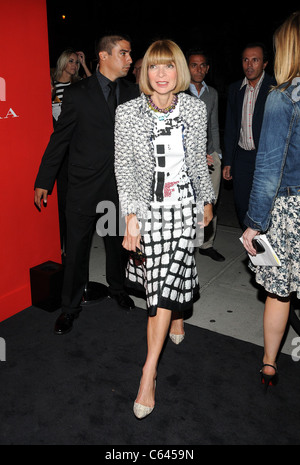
[
  {"x1": 129, "y1": 247, "x2": 146, "y2": 266},
  {"x1": 252, "y1": 239, "x2": 265, "y2": 254}
]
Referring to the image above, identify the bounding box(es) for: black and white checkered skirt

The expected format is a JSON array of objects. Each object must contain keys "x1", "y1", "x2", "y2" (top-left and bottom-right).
[{"x1": 126, "y1": 202, "x2": 200, "y2": 316}]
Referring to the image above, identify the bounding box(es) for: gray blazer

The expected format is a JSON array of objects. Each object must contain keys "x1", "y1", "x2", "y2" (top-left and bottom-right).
[
  {"x1": 199, "y1": 86, "x2": 222, "y2": 155},
  {"x1": 114, "y1": 92, "x2": 215, "y2": 220},
  {"x1": 186, "y1": 85, "x2": 221, "y2": 156}
]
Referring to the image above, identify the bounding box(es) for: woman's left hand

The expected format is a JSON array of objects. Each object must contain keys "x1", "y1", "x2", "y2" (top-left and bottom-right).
[
  {"x1": 242, "y1": 227, "x2": 260, "y2": 255},
  {"x1": 123, "y1": 213, "x2": 141, "y2": 252}
]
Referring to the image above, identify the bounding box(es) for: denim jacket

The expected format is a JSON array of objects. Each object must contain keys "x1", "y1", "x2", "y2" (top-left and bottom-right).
[{"x1": 244, "y1": 78, "x2": 300, "y2": 231}]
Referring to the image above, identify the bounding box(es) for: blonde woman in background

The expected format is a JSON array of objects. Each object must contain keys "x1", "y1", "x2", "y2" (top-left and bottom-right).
[
  {"x1": 52, "y1": 49, "x2": 91, "y2": 120},
  {"x1": 243, "y1": 11, "x2": 300, "y2": 391}
]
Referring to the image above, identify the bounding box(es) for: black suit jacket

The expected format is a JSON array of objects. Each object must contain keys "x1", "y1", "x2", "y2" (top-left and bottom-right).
[
  {"x1": 35, "y1": 73, "x2": 139, "y2": 215},
  {"x1": 223, "y1": 73, "x2": 276, "y2": 167}
]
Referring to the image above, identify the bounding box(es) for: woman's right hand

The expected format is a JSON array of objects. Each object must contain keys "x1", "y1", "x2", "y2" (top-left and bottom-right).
[
  {"x1": 123, "y1": 213, "x2": 141, "y2": 252},
  {"x1": 242, "y1": 227, "x2": 260, "y2": 256}
]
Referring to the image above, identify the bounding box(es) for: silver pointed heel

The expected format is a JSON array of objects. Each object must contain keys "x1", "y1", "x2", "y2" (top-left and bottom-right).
[
  {"x1": 133, "y1": 402, "x2": 154, "y2": 419},
  {"x1": 169, "y1": 332, "x2": 185, "y2": 344},
  {"x1": 133, "y1": 380, "x2": 156, "y2": 419}
]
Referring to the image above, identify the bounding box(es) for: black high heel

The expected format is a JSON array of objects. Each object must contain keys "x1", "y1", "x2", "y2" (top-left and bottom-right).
[{"x1": 260, "y1": 364, "x2": 278, "y2": 392}]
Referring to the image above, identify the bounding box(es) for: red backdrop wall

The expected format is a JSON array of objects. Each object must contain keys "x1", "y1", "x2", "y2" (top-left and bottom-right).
[{"x1": 0, "y1": 0, "x2": 61, "y2": 322}]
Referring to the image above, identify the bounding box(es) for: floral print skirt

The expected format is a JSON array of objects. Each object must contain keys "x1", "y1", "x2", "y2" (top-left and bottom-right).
[{"x1": 249, "y1": 195, "x2": 300, "y2": 299}]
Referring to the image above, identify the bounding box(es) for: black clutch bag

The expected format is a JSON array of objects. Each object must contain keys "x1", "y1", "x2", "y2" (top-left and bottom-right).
[{"x1": 129, "y1": 247, "x2": 146, "y2": 266}]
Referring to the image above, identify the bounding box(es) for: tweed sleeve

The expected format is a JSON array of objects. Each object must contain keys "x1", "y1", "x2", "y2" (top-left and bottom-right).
[
  {"x1": 114, "y1": 102, "x2": 139, "y2": 217},
  {"x1": 194, "y1": 100, "x2": 216, "y2": 204}
]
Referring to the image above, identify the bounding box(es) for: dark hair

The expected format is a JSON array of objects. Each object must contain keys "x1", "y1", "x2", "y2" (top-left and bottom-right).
[
  {"x1": 242, "y1": 42, "x2": 269, "y2": 62},
  {"x1": 95, "y1": 34, "x2": 131, "y2": 60},
  {"x1": 185, "y1": 48, "x2": 210, "y2": 65}
]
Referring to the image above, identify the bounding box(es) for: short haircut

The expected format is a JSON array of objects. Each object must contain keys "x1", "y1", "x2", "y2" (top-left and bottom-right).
[
  {"x1": 242, "y1": 42, "x2": 269, "y2": 63},
  {"x1": 186, "y1": 49, "x2": 210, "y2": 65},
  {"x1": 95, "y1": 34, "x2": 131, "y2": 59},
  {"x1": 139, "y1": 39, "x2": 191, "y2": 94}
]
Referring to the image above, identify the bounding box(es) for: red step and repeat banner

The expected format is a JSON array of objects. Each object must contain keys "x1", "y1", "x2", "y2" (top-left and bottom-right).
[{"x1": 0, "y1": 0, "x2": 61, "y2": 321}]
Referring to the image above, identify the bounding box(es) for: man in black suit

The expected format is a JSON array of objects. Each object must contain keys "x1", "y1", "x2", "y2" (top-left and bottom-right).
[
  {"x1": 222, "y1": 43, "x2": 276, "y2": 230},
  {"x1": 34, "y1": 35, "x2": 140, "y2": 334}
]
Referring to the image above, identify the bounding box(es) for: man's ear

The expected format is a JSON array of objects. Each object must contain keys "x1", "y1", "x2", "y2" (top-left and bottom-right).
[{"x1": 99, "y1": 51, "x2": 108, "y2": 62}]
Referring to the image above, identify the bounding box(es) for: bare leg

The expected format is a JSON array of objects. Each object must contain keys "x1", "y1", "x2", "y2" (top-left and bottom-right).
[
  {"x1": 135, "y1": 307, "x2": 172, "y2": 408},
  {"x1": 262, "y1": 293, "x2": 290, "y2": 375},
  {"x1": 169, "y1": 311, "x2": 184, "y2": 335}
]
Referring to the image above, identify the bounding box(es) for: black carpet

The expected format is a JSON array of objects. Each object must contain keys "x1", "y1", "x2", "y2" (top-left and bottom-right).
[{"x1": 0, "y1": 297, "x2": 300, "y2": 446}]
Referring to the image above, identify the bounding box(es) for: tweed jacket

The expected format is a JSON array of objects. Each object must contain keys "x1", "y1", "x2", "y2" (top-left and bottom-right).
[{"x1": 114, "y1": 92, "x2": 215, "y2": 220}]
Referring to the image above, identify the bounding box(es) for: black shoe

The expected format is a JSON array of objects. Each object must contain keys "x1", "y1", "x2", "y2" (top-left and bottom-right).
[
  {"x1": 260, "y1": 364, "x2": 278, "y2": 393},
  {"x1": 81, "y1": 281, "x2": 108, "y2": 305},
  {"x1": 109, "y1": 292, "x2": 135, "y2": 310},
  {"x1": 54, "y1": 312, "x2": 78, "y2": 335},
  {"x1": 199, "y1": 247, "x2": 225, "y2": 262}
]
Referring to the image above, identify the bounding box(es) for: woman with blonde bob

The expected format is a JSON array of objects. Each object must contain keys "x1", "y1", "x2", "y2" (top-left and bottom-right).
[
  {"x1": 139, "y1": 39, "x2": 191, "y2": 94},
  {"x1": 243, "y1": 11, "x2": 300, "y2": 391},
  {"x1": 114, "y1": 39, "x2": 215, "y2": 418}
]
